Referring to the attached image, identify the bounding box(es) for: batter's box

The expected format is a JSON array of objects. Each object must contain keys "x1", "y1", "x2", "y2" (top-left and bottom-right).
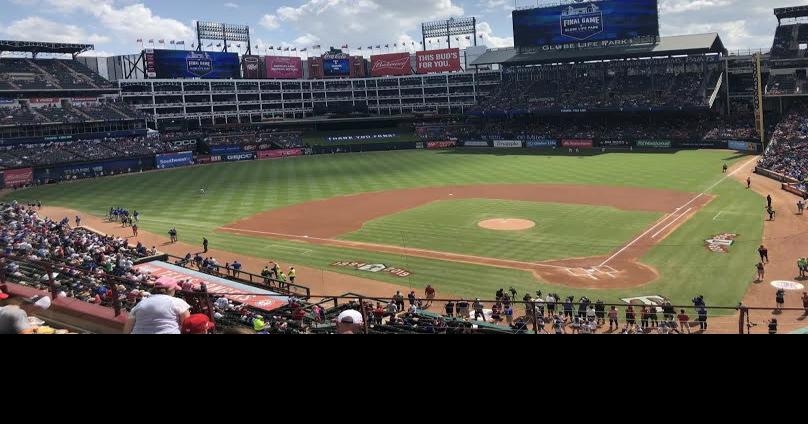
[{"x1": 566, "y1": 266, "x2": 620, "y2": 280}]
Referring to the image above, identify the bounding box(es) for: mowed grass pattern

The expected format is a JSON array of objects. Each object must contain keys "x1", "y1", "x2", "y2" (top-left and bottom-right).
[
  {"x1": 4, "y1": 149, "x2": 764, "y2": 310},
  {"x1": 340, "y1": 199, "x2": 663, "y2": 262}
]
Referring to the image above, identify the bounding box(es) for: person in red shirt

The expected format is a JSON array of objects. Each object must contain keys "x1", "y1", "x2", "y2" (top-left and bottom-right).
[
  {"x1": 677, "y1": 310, "x2": 691, "y2": 334},
  {"x1": 424, "y1": 285, "x2": 436, "y2": 308},
  {"x1": 373, "y1": 303, "x2": 385, "y2": 325}
]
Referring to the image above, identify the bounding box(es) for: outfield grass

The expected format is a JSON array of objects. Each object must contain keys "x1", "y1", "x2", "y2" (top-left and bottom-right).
[
  {"x1": 3, "y1": 149, "x2": 763, "y2": 311},
  {"x1": 340, "y1": 199, "x2": 663, "y2": 262}
]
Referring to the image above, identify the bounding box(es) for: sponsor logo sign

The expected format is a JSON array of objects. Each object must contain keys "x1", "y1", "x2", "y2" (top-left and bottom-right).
[
  {"x1": 331, "y1": 261, "x2": 412, "y2": 278},
  {"x1": 680, "y1": 141, "x2": 722, "y2": 148},
  {"x1": 1, "y1": 167, "x2": 33, "y2": 187},
  {"x1": 427, "y1": 141, "x2": 456, "y2": 149},
  {"x1": 636, "y1": 139, "x2": 672, "y2": 148},
  {"x1": 242, "y1": 55, "x2": 261, "y2": 79},
  {"x1": 265, "y1": 56, "x2": 303, "y2": 79},
  {"x1": 704, "y1": 233, "x2": 738, "y2": 254},
  {"x1": 526, "y1": 139, "x2": 557, "y2": 148},
  {"x1": 560, "y1": 2, "x2": 604, "y2": 40},
  {"x1": 370, "y1": 53, "x2": 412, "y2": 77},
  {"x1": 197, "y1": 155, "x2": 211, "y2": 164},
  {"x1": 416, "y1": 48, "x2": 462, "y2": 74},
  {"x1": 463, "y1": 141, "x2": 490, "y2": 147},
  {"x1": 257, "y1": 149, "x2": 303, "y2": 159},
  {"x1": 155, "y1": 151, "x2": 193, "y2": 169},
  {"x1": 599, "y1": 139, "x2": 630, "y2": 146},
  {"x1": 561, "y1": 139, "x2": 593, "y2": 148},
  {"x1": 415, "y1": 142, "x2": 425, "y2": 149},
  {"x1": 728, "y1": 140, "x2": 760, "y2": 152},
  {"x1": 771, "y1": 280, "x2": 805, "y2": 291},
  {"x1": 210, "y1": 145, "x2": 242, "y2": 155},
  {"x1": 493, "y1": 140, "x2": 523, "y2": 148},
  {"x1": 224, "y1": 152, "x2": 255, "y2": 162}
]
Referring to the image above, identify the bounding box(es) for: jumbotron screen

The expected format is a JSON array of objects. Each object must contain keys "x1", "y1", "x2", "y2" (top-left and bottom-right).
[
  {"x1": 513, "y1": 0, "x2": 660, "y2": 51},
  {"x1": 144, "y1": 49, "x2": 241, "y2": 79}
]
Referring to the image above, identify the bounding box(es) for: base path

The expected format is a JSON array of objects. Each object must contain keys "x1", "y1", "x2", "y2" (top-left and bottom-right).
[{"x1": 222, "y1": 184, "x2": 713, "y2": 289}]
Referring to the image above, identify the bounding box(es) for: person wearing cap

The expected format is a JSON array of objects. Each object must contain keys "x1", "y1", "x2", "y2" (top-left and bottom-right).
[
  {"x1": 0, "y1": 295, "x2": 52, "y2": 334},
  {"x1": 123, "y1": 279, "x2": 191, "y2": 334},
  {"x1": 424, "y1": 285, "x2": 436, "y2": 308},
  {"x1": 182, "y1": 314, "x2": 215, "y2": 334},
  {"x1": 336, "y1": 309, "x2": 364, "y2": 334},
  {"x1": 288, "y1": 267, "x2": 296, "y2": 284}
]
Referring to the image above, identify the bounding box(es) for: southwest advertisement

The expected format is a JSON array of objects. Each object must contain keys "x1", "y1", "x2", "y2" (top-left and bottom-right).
[
  {"x1": 149, "y1": 49, "x2": 241, "y2": 79},
  {"x1": 265, "y1": 56, "x2": 303, "y2": 79},
  {"x1": 416, "y1": 48, "x2": 462, "y2": 74},
  {"x1": 370, "y1": 53, "x2": 412, "y2": 77},
  {"x1": 155, "y1": 151, "x2": 193, "y2": 169},
  {"x1": 513, "y1": 0, "x2": 660, "y2": 51}
]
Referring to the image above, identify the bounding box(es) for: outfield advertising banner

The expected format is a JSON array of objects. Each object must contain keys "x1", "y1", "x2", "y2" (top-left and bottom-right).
[
  {"x1": 265, "y1": 56, "x2": 303, "y2": 79},
  {"x1": 242, "y1": 55, "x2": 261, "y2": 79},
  {"x1": 210, "y1": 145, "x2": 242, "y2": 155},
  {"x1": 526, "y1": 139, "x2": 558, "y2": 148},
  {"x1": 728, "y1": 140, "x2": 760, "y2": 152},
  {"x1": 325, "y1": 133, "x2": 399, "y2": 143},
  {"x1": 427, "y1": 141, "x2": 457, "y2": 149},
  {"x1": 513, "y1": 0, "x2": 660, "y2": 51},
  {"x1": 149, "y1": 49, "x2": 241, "y2": 79},
  {"x1": 562, "y1": 139, "x2": 594, "y2": 148},
  {"x1": 370, "y1": 53, "x2": 412, "y2": 77},
  {"x1": 463, "y1": 141, "x2": 490, "y2": 147},
  {"x1": 37, "y1": 158, "x2": 150, "y2": 180},
  {"x1": 679, "y1": 140, "x2": 726, "y2": 148},
  {"x1": 223, "y1": 152, "x2": 255, "y2": 162},
  {"x1": 599, "y1": 139, "x2": 630, "y2": 147},
  {"x1": 257, "y1": 149, "x2": 303, "y2": 159},
  {"x1": 155, "y1": 151, "x2": 193, "y2": 169},
  {"x1": 636, "y1": 139, "x2": 672, "y2": 148},
  {"x1": 416, "y1": 48, "x2": 462, "y2": 74},
  {"x1": 493, "y1": 140, "x2": 523, "y2": 148},
  {"x1": 1, "y1": 167, "x2": 33, "y2": 187}
]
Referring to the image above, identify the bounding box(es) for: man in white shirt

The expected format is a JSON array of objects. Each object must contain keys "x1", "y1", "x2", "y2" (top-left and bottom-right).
[{"x1": 123, "y1": 280, "x2": 191, "y2": 334}]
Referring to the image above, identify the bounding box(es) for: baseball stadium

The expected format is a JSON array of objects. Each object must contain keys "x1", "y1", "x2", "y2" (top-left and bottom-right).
[{"x1": 1, "y1": 0, "x2": 807, "y2": 335}]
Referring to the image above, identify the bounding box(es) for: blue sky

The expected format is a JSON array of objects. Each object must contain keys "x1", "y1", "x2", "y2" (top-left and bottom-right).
[{"x1": 0, "y1": 0, "x2": 791, "y2": 57}]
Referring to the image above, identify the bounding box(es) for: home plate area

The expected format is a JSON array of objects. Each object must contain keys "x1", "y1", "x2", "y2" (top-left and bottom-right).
[{"x1": 566, "y1": 265, "x2": 620, "y2": 280}]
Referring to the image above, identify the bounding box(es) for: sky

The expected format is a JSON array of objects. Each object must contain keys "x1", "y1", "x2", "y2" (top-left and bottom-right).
[{"x1": 0, "y1": 0, "x2": 796, "y2": 57}]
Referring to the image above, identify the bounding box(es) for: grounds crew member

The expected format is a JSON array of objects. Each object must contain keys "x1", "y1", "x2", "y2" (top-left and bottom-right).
[
  {"x1": 261, "y1": 266, "x2": 272, "y2": 285},
  {"x1": 288, "y1": 267, "x2": 296, "y2": 284},
  {"x1": 203, "y1": 238, "x2": 208, "y2": 253}
]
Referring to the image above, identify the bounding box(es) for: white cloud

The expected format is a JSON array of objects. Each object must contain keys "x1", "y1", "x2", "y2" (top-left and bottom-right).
[
  {"x1": 224, "y1": 2, "x2": 239, "y2": 8},
  {"x1": 1, "y1": 16, "x2": 109, "y2": 44},
  {"x1": 476, "y1": 21, "x2": 513, "y2": 48},
  {"x1": 260, "y1": 14, "x2": 280, "y2": 30}
]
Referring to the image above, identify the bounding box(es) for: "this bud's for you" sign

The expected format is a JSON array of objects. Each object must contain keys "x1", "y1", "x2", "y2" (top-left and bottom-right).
[{"x1": 416, "y1": 48, "x2": 462, "y2": 74}]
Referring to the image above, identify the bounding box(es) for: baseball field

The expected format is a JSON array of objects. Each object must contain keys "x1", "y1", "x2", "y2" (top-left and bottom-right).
[{"x1": 5, "y1": 149, "x2": 764, "y2": 314}]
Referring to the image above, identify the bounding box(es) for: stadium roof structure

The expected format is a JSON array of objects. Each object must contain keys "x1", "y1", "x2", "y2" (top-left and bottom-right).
[
  {"x1": 0, "y1": 40, "x2": 94, "y2": 57},
  {"x1": 471, "y1": 33, "x2": 728, "y2": 66},
  {"x1": 774, "y1": 5, "x2": 808, "y2": 22}
]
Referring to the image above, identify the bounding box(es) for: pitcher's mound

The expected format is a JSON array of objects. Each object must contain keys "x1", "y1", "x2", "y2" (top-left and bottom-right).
[{"x1": 478, "y1": 218, "x2": 536, "y2": 231}]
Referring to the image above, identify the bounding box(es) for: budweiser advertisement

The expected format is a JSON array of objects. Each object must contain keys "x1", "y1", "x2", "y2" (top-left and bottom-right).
[
  {"x1": 265, "y1": 56, "x2": 303, "y2": 79},
  {"x1": 416, "y1": 48, "x2": 462, "y2": 74},
  {"x1": 370, "y1": 52, "x2": 412, "y2": 77}
]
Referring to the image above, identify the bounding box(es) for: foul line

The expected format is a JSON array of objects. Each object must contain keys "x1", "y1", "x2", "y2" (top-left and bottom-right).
[
  {"x1": 652, "y1": 208, "x2": 692, "y2": 239},
  {"x1": 599, "y1": 156, "x2": 758, "y2": 267},
  {"x1": 713, "y1": 211, "x2": 724, "y2": 221}
]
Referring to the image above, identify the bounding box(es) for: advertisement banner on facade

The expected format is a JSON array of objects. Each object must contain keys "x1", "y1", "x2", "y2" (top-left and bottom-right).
[
  {"x1": 155, "y1": 151, "x2": 193, "y2": 169},
  {"x1": 526, "y1": 139, "x2": 557, "y2": 148},
  {"x1": 1, "y1": 167, "x2": 33, "y2": 187},
  {"x1": 37, "y1": 158, "x2": 149, "y2": 180},
  {"x1": 561, "y1": 139, "x2": 594, "y2": 148},
  {"x1": 599, "y1": 139, "x2": 630, "y2": 147},
  {"x1": 636, "y1": 140, "x2": 672, "y2": 149},
  {"x1": 196, "y1": 155, "x2": 211, "y2": 164},
  {"x1": 728, "y1": 140, "x2": 760, "y2": 152},
  {"x1": 427, "y1": 141, "x2": 457, "y2": 149},
  {"x1": 242, "y1": 55, "x2": 261, "y2": 79},
  {"x1": 223, "y1": 152, "x2": 255, "y2": 162},
  {"x1": 679, "y1": 140, "x2": 725, "y2": 148},
  {"x1": 416, "y1": 48, "x2": 462, "y2": 74},
  {"x1": 493, "y1": 140, "x2": 523, "y2": 148},
  {"x1": 257, "y1": 149, "x2": 304, "y2": 159},
  {"x1": 463, "y1": 141, "x2": 490, "y2": 147},
  {"x1": 265, "y1": 56, "x2": 303, "y2": 79},
  {"x1": 210, "y1": 145, "x2": 242, "y2": 155},
  {"x1": 370, "y1": 53, "x2": 412, "y2": 77}
]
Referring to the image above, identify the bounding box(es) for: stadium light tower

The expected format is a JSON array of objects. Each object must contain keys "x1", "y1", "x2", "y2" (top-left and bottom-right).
[
  {"x1": 421, "y1": 17, "x2": 477, "y2": 51},
  {"x1": 196, "y1": 21, "x2": 252, "y2": 55}
]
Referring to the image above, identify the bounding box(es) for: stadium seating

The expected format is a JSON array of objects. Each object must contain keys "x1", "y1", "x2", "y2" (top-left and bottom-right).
[
  {"x1": 758, "y1": 104, "x2": 808, "y2": 183},
  {"x1": 0, "y1": 58, "x2": 113, "y2": 91}
]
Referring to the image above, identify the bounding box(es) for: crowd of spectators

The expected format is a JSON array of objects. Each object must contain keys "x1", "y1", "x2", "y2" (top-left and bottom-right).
[
  {"x1": 1, "y1": 102, "x2": 145, "y2": 127},
  {"x1": 472, "y1": 57, "x2": 721, "y2": 116},
  {"x1": 759, "y1": 104, "x2": 808, "y2": 184},
  {"x1": 0, "y1": 58, "x2": 113, "y2": 91}
]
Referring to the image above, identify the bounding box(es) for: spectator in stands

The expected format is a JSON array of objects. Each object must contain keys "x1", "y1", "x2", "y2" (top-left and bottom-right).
[
  {"x1": 335, "y1": 309, "x2": 364, "y2": 334},
  {"x1": 123, "y1": 279, "x2": 191, "y2": 334},
  {"x1": 0, "y1": 295, "x2": 52, "y2": 334},
  {"x1": 182, "y1": 313, "x2": 215, "y2": 334}
]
